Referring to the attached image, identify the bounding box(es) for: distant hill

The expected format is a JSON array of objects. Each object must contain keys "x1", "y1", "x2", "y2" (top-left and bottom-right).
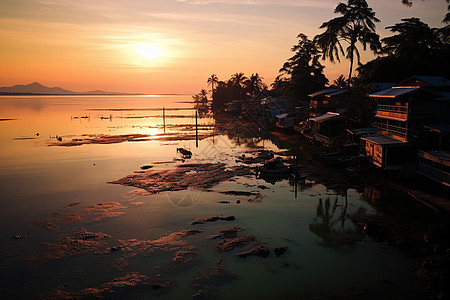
[{"x1": 0, "y1": 82, "x2": 127, "y2": 95}]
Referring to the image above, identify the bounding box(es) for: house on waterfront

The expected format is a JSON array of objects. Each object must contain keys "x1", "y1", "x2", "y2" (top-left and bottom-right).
[
  {"x1": 307, "y1": 112, "x2": 344, "y2": 148},
  {"x1": 259, "y1": 96, "x2": 290, "y2": 119},
  {"x1": 308, "y1": 88, "x2": 348, "y2": 117},
  {"x1": 345, "y1": 127, "x2": 381, "y2": 154},
  {"x1": 362, "y1": 75, "x2": 450, "y2": 177}
]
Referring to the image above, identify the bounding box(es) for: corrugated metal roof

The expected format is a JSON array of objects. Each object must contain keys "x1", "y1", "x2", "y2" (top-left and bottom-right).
[
  {"x1": 308, "y1": 88, "x2": 340, "y2": 98},
  {"x1": 347, "y1": 127, "x2": 381, "y2": 135},
  {"x1": 418, "y1": 150, "x2": 450, "y2": 167},
  {"x1": 362, "y1": 134, "x2": 406, "y2": 145},
  {"x1": 325, "y1": 89, "x2": 347, "y2": 97},
  {"x1": 369, "y1": 87, "x2": 419, "y2": 98},
  {"x1": 309, "y1": 112, "x2": 341, "y2": 123}
]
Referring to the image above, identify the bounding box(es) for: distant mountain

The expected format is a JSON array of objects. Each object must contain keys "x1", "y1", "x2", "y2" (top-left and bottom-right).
[{"x1": 0, "y1": 82, "x2": 127, "y2": 95}]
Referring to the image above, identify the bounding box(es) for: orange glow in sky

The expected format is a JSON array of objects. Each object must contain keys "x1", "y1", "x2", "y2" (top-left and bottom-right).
[{"x1": 0, "y1": 0, "x2": 447, "y2": 94}]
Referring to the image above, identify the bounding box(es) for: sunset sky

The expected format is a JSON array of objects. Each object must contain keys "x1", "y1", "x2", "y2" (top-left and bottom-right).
[{"x1": 0, "y1": 0, "x2": 447, "y2": 94}]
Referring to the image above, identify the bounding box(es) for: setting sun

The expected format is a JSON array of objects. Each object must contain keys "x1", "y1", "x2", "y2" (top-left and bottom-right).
[{"x1": 134, "y1": 44, "x2": 165, "y2": 60}]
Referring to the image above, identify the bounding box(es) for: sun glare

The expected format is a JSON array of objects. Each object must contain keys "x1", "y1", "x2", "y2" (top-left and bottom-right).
[{"x1": 135, "y1": 44, "x2": 165, "y2": 60}]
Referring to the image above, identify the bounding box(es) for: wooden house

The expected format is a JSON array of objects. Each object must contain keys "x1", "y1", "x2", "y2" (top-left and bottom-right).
[
  {"x1": 363, "y1": 76, "x2": 450, "y2": 175},
  {"x1": 308, "y1": 88, "x2": 348, "y2": 116},
  {"x1": 308, "y1": 112, "x2": 344, "y2": 147}
]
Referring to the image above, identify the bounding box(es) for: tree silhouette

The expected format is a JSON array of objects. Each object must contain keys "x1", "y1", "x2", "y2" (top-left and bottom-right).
[
  {"x1": 315, "y1": 0, "x2": 381, "y2": 86},
  {"x1": 270, "y1": 75, "x2": 289, "y2": 96},
  {"x1": 332, "y1": 75, "x2": 349, "y2": 88},
  {"x1": 243, "y1": 73, "x2": 265, "y2": 99},
  {"x1": 382, "y1": 17, "x2": 441, "y2": 58},
  {"x1": 315, "y1": 0, "x2": 381, "y2": 128},
  {"x1": 279, "y1": 33, "x2": 328, "y2": 101},
  {"x1": 207, "y1": 74, "x2": 218, "y2": 102},
  {"x1": 230, "y1": 72, "x2": 249, "y2": 99}
]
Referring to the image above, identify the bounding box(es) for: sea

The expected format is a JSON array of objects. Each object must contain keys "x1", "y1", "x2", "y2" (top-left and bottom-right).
[{"x1": 0, "y1": 95, "x2": 426, "y2": 299}]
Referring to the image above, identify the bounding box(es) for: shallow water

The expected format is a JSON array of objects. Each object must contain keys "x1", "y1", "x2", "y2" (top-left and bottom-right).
[{"x1": 0, "y1": 95, "x2": 424, "y2": 299}]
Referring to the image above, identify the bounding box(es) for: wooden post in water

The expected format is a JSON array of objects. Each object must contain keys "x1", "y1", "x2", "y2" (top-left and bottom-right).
[
  {"x1": 195, "y1": 110, "x2": 198, "y2": 148},
  {"x1": 163, "y1": 107, "x2": 166, "y2": 133}
]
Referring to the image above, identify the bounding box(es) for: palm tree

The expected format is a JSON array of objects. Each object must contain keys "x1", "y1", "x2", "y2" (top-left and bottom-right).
[
  {"x1": 315, "y1": 0, "x2": 381, "y2": 127},
  {"x1": 315, "y1": 0, "x2": 381, "y2": 86},
  {"x1": 230, "y1": 72, "x2": 248, "y2": 88},
  {"x1": 332, "y1": 75, "x2": 348, "y2": 88},
  {"x1": 207, "y1": 74, "x2": 218, "y2": 102},
  {"x1": 279, "y1": 33, "x2": 328, "y2": 101},
  {"x1": 270, "y1": 75, "x2": 289, "y2": 96},
  {"x1": 230, "y1": 72, "x2": 248, "y2": 99},
  {"x1": 199, "y1": 89, "x2": 208, "y2": 105},
  {"x1": 243, "y1": 73, "x2": 265, "y2": 99}
]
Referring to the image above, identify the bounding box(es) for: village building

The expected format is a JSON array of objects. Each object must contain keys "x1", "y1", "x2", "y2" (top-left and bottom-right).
[
  {"x1": 308, "y1": 88, "x2": 348, "y2": 117},
  {"x1": 361, "y1": 76, "x2": 450, "y2": 178},
  {"x1": 306, "y1": 112, "x2": 344, "y2": 148}
]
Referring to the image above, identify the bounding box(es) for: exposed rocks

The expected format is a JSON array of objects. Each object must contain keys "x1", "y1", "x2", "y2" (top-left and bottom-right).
[
  {"x1": 207, "y1": 227, "x2": 243, "y2": 240},
  {"x1": 49, "y1": 134, "x2": 152, "y2": 147},
  {"x1": 190, "y1": 216, "x2": 235, "y2": 225},
  {"x1": 274, "y1": 246, "x2": 288, "y2": 257},
  {"x1": 215, "y1": 235, "x2": 256, "y2": 252},
  {"x1": 217, "y1": 191, "x2": 260, "y2": 196},
  {"x1": 32, "y1": 220, "x2": 60, "y2": 231},
  {"x1": 118, "y1": 229, "x2": 203, "y2": 257},
  {"x1": 173, "y1": 250, "x2": 198, "y2": 264},
  {"x1": 29, "y1": 228, "x2": 111, "y2": 263},
  {"x1": 140, "y1": 165, "x2": 153, "y2": 170},
  {"x1": 110, "y1": 163, "x2": 252, "y2": 195},
  {"x1": 37, "y1": 272, "x2": 151, "y2": 299},
  {"x1": 236, "y1": 246, "x2": 271, "y2": 258}
]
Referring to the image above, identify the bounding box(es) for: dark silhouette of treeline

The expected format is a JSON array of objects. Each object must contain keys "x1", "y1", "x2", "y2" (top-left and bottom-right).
[{"x1": 195, "y1": 0, "x2": 449, "y2": 129}]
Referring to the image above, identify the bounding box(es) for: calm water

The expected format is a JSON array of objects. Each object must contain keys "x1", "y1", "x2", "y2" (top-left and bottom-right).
[{"x1": 0, "y1": 96, "x2": 423, "y2": 299}]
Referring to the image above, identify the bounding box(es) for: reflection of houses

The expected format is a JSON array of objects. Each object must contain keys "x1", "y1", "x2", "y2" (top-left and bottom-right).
[
  {"x1": 308, "y1": 88, "x2": 348, "y2": 116},
  {"x1": 308, "y1": 112, "x2": 344, "y2": 147},
  {"x1": 417, "y1": 150, "x2": 450, "y2": 187}
]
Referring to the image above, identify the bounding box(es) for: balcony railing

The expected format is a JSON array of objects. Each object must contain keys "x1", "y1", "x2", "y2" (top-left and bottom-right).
[
  {"x1": 377, "y1": 104, "x2": 408, "y2": 113},
  {"x1": 376, "y1": 122, "x2": 407, "y2": 137}
]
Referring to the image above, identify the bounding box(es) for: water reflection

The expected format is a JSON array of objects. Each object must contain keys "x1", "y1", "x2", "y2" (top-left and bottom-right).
[{"x1": 309, "y1": 194, "x2": 365, "y2": 248}]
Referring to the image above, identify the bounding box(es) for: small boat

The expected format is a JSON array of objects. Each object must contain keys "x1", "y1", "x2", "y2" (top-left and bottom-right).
[
  {"x1": 257, "y1": 157, "x2": 292, "y2": 177},
  {"x1": 177, "y1": 147, "x2": 192, "y2": 158}
]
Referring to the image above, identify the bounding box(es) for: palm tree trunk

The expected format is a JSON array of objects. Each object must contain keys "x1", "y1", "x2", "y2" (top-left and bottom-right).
[{"x1": 345, "y1": 43, "x2": 355, "y2": 130}]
